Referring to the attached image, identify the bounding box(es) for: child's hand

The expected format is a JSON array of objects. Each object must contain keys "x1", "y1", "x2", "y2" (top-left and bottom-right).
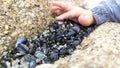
[{"x1": 51, "y1": 1, "x2": 95, "y2": 26}]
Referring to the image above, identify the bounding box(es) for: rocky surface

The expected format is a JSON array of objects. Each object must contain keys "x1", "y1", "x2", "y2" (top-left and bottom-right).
[{"x1": 0, "y1": 0, "x2": 120, "y2": 68}]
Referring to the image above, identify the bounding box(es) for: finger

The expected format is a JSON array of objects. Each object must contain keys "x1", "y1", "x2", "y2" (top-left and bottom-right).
[
  {"x1": 51, "y1": 6, "x2": 62, "y2": 11},
  {"x1": 51, "y1": 6, "x2": 63, "y2": 15},
  {"x1": 56, "y1": 10, "x2": 63, "y2": 15},
  {"x1": 56, "y1": 11, "x2": 79, "y2": 22},
  {"x1": 56, "y1": 10, "x2": 74, "y2": 20},
  {"x1": 56, "y1": 12, "x2": 69, "y2": 20},
  {"x1": 56, "y1": 7, "x2": 83, "y2": 21},
  {"x1": 78, "y1": 15, "x2": 91, "y2": 26}
]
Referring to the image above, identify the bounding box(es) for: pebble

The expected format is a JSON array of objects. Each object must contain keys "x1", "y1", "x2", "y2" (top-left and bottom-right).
[
  {"x1": 10, "y1": 31, "x2": 18, "y2": 37},
  {"x1": 0, "y1": 40, "x2": 3, "y2": 45},
  {"x1": 5, "y1": 25, "x2": 9, "y2": 30},
  {"x1": 3, "y1": 31, "x2": 9, "y2": 35}
]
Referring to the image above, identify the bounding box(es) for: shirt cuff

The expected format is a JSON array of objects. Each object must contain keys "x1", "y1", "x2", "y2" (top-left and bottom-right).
[{"x1": 91, "y1": 5, "x2": 114, "y2": 25}]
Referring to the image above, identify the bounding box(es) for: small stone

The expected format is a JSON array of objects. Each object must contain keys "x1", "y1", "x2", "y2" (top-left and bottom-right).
[
  {"x1": 4, "y1": 31, "x2": 9, "y2": 35},
  {"x1": 5, "y1": 25, "x2": 9, "y2": 30},
  {"x1": 0, "y1": 40, "x2": 3, "y2": 45},
  {"x1": 3, "y1": 46, "x2": 7, "y2": 50},
  {"x1": 10, "y1": 31, "x2": 18, "y2": 37}
]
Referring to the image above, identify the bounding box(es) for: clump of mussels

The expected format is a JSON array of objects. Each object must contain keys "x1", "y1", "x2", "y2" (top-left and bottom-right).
[{"x1": 0, "y1": 20, "x2": 95, "y2": 68}]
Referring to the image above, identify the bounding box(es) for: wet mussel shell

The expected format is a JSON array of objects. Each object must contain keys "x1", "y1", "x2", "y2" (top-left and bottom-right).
[
  {"x1": 15, "y1": 37, "x2": 28, "y2": 47},
  {"x1": 0, "y1": 20, "x2": 95, "y2": 68},
  {"x1": 15, "y1": 37, "x2": 29, "y2": 54},
  {"x1": 28, "y1": 60, "x2": 36, "y2": 68}
]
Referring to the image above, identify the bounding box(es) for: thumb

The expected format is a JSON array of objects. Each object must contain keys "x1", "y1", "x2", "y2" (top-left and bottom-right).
[{"x1": 78, "y1": 14, "x2": 92, "y2": 26}]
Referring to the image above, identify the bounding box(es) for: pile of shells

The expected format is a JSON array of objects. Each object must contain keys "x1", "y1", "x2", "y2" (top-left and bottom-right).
[{"x1": 0, "y1": 20, "x2": 95, "y2": 68}]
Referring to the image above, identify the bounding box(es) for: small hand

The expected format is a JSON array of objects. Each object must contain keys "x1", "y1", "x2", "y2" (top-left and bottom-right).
[{"x1": 51, "y1": 1, "x2": 95, "y2": 26}]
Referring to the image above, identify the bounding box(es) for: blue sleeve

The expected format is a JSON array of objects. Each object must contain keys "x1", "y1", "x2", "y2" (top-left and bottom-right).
[{"x1": 91, "y1": 0, "x2": 120, "y2": 25}]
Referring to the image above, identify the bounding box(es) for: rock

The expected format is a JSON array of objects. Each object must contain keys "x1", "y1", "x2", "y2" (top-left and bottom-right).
[
  {"x1": 3, "y1": 31, "x2": 9, "y2": 35},
  {"x1": 5, "y1": 25, "x2": 9, "y2": 30},
  {"x1": 10, "y1": 31, "x2": 18, "y2": 37}
]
